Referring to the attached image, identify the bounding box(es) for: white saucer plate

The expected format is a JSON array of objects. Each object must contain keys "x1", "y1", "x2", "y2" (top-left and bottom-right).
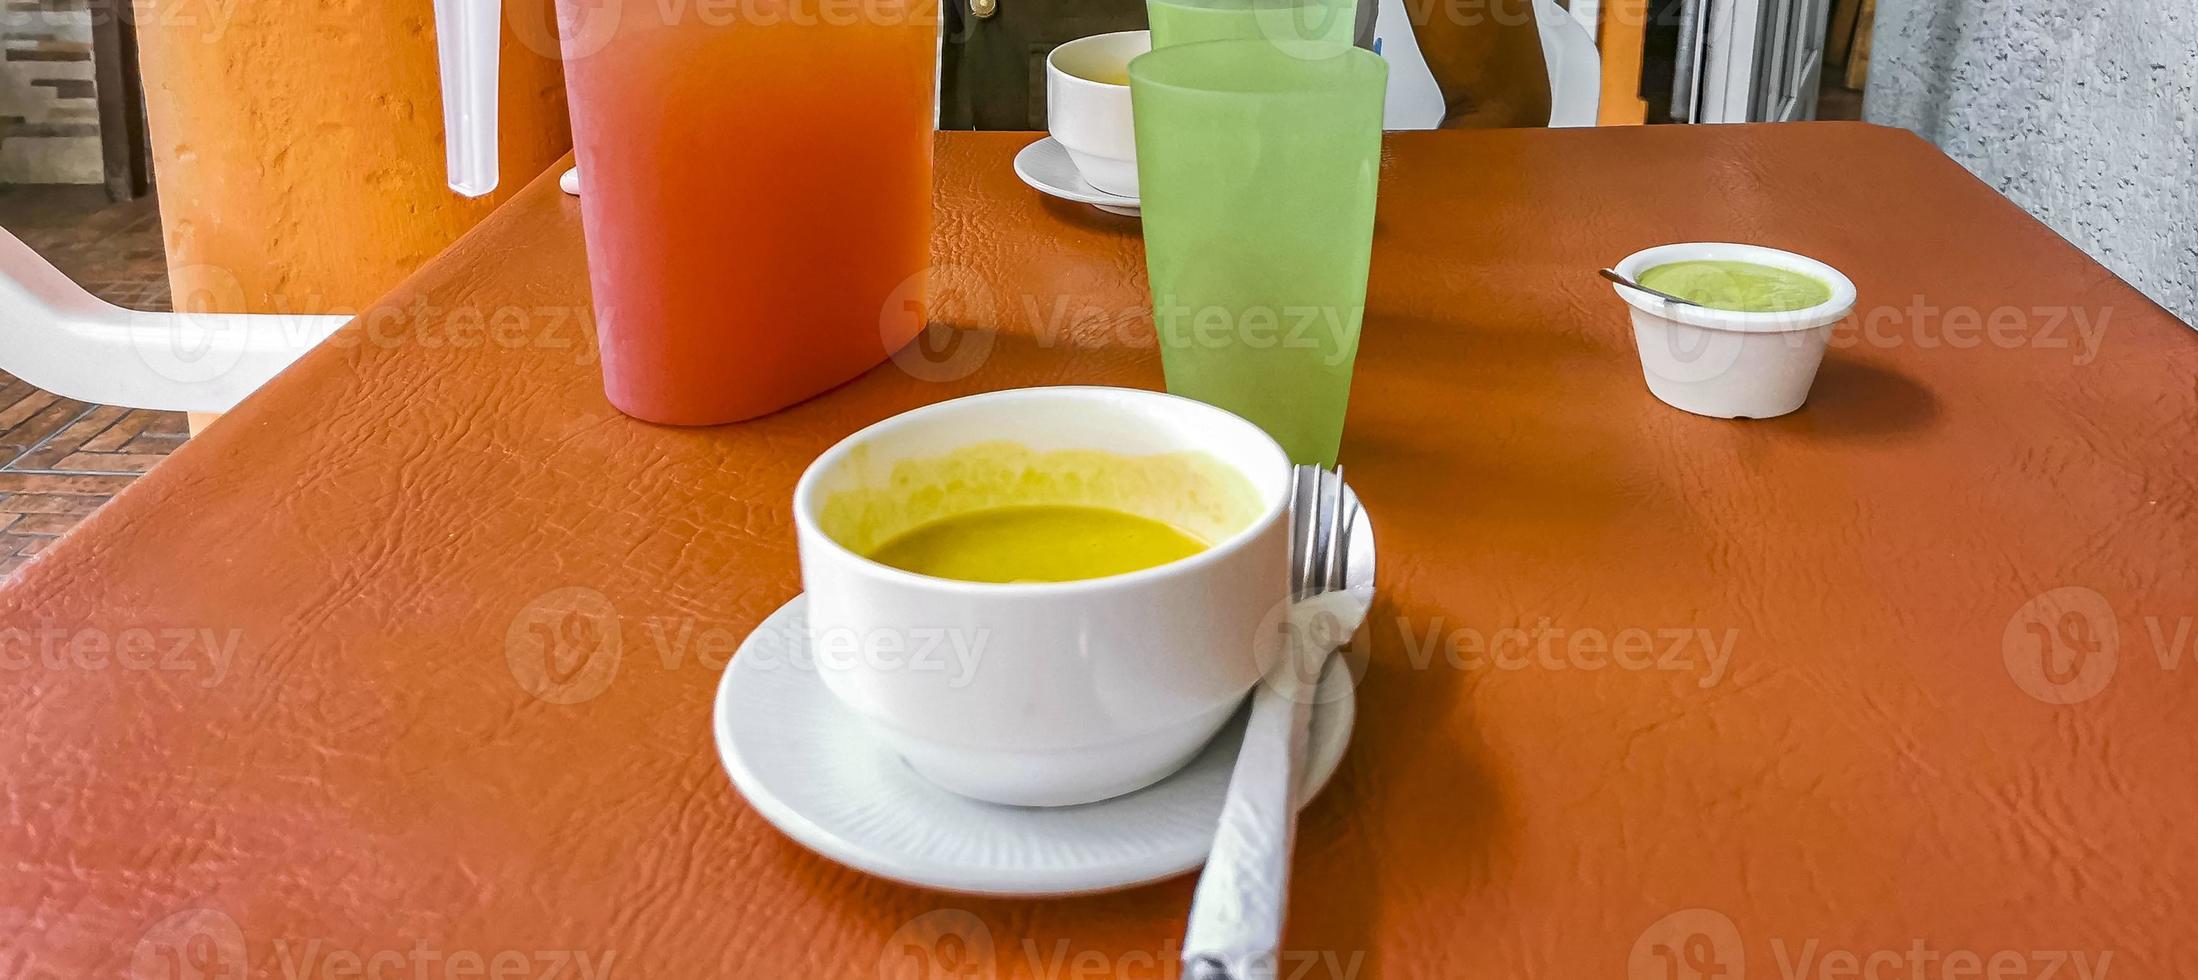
[
  {"x1": 1012, "y1": 137, "x2": 1142, "y2": 218},
  {"x1": 714, "y1": 485, "x2": 1373, "y2": 896},
  {"x1": 714, "y1": 596, "x2": 1350, "y2": 896}
]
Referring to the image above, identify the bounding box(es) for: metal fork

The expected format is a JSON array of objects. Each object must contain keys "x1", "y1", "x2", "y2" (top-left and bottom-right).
[
  {"x1": 1287, "y1": 464, "x2": 1354, "y2": 600},
  {"x1": 1183, "y1": 465, "x2": 1357, "y2": 980}
]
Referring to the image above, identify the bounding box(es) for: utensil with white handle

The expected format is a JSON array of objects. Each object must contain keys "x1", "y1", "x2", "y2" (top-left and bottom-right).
[{"x1": 1184, "y1": 465, "x2": 1361, "y2": 980}]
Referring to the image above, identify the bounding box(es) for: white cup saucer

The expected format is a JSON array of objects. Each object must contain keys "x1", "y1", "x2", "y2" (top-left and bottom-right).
[
  {"x1": 714, "y1": 587, "x2": 1361, "y2": 896},
  {"x1": 1013, "y1": 137, "x2": 1142, "y2": 218}
]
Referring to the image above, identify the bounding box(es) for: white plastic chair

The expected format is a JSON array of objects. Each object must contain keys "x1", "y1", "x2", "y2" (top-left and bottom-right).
[
  {"x1": 0, "y1": 0, "x2": 492, "y2": 415},
  {"x1": 0, "y1": 0, "x2": 489, "y2": 415},
  {"x1": 1537, "y1": 0, "x2": 1604, "y2": 127},
  {"x1": 0, "y1": 226, "x2": 345, "y2": 413},
  {"x1": 1373, "y1": 0, "x2": 1602, "y2": 129}
]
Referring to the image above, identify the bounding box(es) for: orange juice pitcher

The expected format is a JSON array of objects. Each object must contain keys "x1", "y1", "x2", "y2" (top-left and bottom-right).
[{"x1": 442, "y1": 0, "x2": 939, "y2": 424}]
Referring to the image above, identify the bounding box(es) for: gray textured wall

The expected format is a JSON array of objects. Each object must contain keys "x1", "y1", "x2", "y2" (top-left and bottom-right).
[{"x1": 1864, "y1": 0, "x2": 2198, "y2": 325}]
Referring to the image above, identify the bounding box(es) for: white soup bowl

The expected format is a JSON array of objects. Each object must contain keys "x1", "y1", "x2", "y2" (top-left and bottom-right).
[{"x1": 792, "y1": 386, "x2": 1292, "y2": 806}]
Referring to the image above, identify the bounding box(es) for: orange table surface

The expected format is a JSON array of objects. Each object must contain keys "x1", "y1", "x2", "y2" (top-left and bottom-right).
[{"x1": 4, "y1": 126, "x2": 2195, "y2": 977}]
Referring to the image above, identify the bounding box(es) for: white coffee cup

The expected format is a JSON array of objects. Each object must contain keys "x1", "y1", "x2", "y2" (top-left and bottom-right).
[
  {"x1": 792, "y1": 386, "x2": 1292, "y2": 807},
  {"x1": 1611, "y1": 242, "x2": 1858, "y2": 420},
  {"x1": 1046, "y1": 30, "x2": 1151, "y2": 198}
]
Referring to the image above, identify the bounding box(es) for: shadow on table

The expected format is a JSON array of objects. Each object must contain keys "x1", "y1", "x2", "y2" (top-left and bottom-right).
[
  {"x1": 1037, "y1": 197, "x2": 1143, "y2": 235},
  {"x1": 1340, "y1": 310, "x2": 1693, "y2": 535},
  {"x1": 1790, "y1": 356, "x2": 1941, "y2": 440},
  {"x1": 1290, "y1": 639, "x2": 1505, "y2": 976}
]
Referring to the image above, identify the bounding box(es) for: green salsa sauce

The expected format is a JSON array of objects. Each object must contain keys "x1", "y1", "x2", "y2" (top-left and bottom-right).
[{"x1": 1637, "y1": 260, "x2": 1832, "y2": 313}]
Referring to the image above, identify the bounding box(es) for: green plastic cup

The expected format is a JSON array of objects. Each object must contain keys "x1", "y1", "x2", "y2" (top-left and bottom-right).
[
  {"x1": 1144, "y1": 0, "x2": 1358, "y2": 52},
  {"x1": 1131, "y1": 40, "x2": 1386, "y2": 466}
]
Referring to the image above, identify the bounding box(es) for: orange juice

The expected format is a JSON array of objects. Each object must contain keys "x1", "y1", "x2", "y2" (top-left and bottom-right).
[{"x1": 559, "y1": 0, "x2": 939, "y2": 424}]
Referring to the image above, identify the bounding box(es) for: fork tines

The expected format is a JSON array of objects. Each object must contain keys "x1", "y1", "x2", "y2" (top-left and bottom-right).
[{"x1": 1288, "y1": 465, "x2": 1354, "y2": 600}]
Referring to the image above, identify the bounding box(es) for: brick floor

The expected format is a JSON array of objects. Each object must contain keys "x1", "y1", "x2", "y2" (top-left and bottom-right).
[
  {"x1": 0, "y1": 379, "x2": 186, "y2": 575},
  {"x1": 0, "y1": 187, "x2": 182, "y2": 577}
]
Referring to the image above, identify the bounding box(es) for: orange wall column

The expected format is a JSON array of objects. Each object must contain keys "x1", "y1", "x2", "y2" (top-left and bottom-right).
[
  {"x1": 1596, "y1": 0, "x2": 1650, "y2": 125},
  {"x1": 132, "y1": 0, "x2": 574, "y2": 319}
]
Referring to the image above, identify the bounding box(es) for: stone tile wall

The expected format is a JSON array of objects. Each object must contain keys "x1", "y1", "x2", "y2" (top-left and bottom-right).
[{"x1": 1, "y1": 0, "x2": 104, "y2": 184}]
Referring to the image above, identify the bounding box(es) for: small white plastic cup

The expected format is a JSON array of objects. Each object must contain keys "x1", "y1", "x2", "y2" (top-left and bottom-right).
[{"x1": 1611, "y1": 243, "x2": 1857, "y2": 420}]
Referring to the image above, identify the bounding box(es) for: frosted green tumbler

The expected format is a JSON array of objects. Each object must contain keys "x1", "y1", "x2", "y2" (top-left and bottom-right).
[
  {"x1": 1144, "y1": 0, "x2": 1357, "y2": 52},
  {"x1": 1131, "y1": 40, "x2": 1386, "y2": 466}
]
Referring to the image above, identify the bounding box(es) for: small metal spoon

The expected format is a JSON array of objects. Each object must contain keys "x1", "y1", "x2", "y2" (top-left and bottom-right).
[{"x1": 1599, "y1": 268, "x2": 1704, "y2": 307}]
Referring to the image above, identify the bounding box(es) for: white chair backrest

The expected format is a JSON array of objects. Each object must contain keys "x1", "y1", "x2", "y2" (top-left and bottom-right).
[
  {"x1": 1538, "y1": 0, "x2": 1604, "y2": 127},
  {"x1": 0, "y1": 226, "x2": 344, "y2": 414},
  {"x1": 1373, "y1": 0, "x2": 1602, "y2": 129}
]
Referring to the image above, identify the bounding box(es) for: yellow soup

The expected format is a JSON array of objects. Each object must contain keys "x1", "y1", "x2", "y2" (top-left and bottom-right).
[
  {"x1": 866, "y1": 505, "x2": 1208, "y2": 584},
  {"x1": 1074, "y1": 64, "x2": 1133, "y2": 86}
]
